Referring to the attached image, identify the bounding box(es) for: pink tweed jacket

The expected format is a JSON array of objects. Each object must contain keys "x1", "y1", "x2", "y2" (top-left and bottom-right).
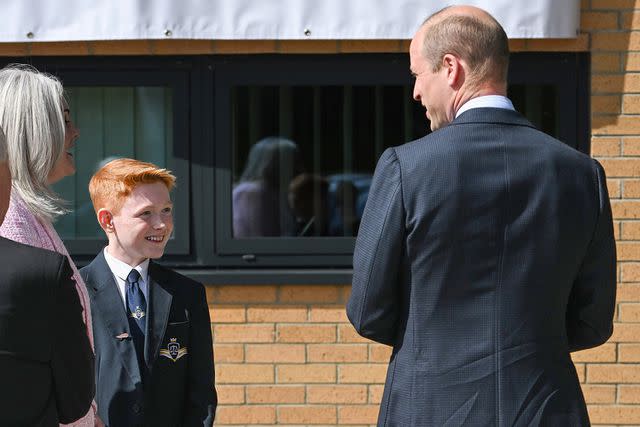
[{"x1": 0, "y1": 192, "x2": 96, "y2": 427}]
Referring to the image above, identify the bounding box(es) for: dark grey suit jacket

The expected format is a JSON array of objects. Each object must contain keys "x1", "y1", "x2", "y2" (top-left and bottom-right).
[
  {"x1": 80, "y1": 252, "x2": 217, "y2": 427},
  {"x1": 0, "y1": 237, "x2": 94, "y2": 426},
  {"x1": 347, "y1": 108, "x2": 616, "y2": 426}
]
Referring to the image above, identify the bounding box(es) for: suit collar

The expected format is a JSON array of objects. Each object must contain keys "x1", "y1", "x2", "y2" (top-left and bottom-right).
[
  {"x1": 86, "y1": 251, "x2": 143, "y2": 384},
  {"x1": 451, "y1": 107, "x2": 535, "y2": 129},
  {"x1": 145, "y1": 261, "x2": 173, "y2": 370}
]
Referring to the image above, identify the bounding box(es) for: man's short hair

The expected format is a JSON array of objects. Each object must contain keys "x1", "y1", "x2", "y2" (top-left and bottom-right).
[
  {"x1": 422, "y1": 9, "x2": 510, "y2": 87},
  {"x1": 89, "y1": 158, "x2": 176, "y2": 215}
]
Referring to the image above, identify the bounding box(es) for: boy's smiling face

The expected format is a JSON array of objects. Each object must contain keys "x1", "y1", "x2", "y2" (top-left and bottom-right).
[{"x1": 105, "y1": 181, "x2": 173, "y2": 267}]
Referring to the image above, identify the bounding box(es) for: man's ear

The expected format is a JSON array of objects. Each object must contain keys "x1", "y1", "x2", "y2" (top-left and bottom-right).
[
  {"x1": 443, "y1": 53, "x2": 463, "y2": 89},
  {"x1": 97, "y1": 209, "x2": 114, "y2": 233}
]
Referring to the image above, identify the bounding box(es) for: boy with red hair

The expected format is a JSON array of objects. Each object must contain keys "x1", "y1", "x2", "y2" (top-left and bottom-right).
[{"x1": 80, "y1": 158, "x2": 216, "y2": 426}]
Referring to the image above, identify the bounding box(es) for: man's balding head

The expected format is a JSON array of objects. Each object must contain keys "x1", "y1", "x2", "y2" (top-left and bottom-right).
[{"x1": 419, "y1": 5, "x2": 509, "y2": 90}]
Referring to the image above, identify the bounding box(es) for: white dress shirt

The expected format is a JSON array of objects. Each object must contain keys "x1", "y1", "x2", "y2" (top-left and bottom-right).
[
  {"x1": 103, "y1": 248, "x2": 150, "y2": 308},
  {"x1": 456, "y1": 95, "x2": 515, "y2": 118}
]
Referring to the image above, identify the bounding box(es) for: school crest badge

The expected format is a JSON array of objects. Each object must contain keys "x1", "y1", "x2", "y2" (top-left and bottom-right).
[{"x1": 159, "y1": 338, "x2": 188, "y2": 362}]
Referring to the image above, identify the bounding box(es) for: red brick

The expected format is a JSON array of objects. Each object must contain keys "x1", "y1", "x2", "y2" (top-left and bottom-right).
[
  {"x1": 247, "y1": 305, "x2": 307, "y2": 322},
  {"x1": 623, "y1": 179, "x2": 640, "y2": 197},
  {"x1": 619, "y1": 303, "x2": 640, "y2": 321},
  {"x1": 215, "y1": 405, "x2": 276, "y2": 424},
  {"x1": 338, "y1": 325, "x2": 372, "y2": 343},
  {"x1": 591, "y1": 75, "x2": 624, "y2": 94},
  {"x1": 617, "y1": 284, "x2": 640, "y2": 301},
  {"x1": 588, "y1": 405, "x2": 640, "y2": 425},
  {"x1": 307, "y1": 344, "x2": 369, "y2": 362},
  {"x1": 212, "y1": 285, "x2": 277, "y2": 303},
  {"x1": 339, "y1": 364, "x2": 388, "y2": 384},
  {"x1": 581, "y1": 385, "x2": 617, "y2": 404},
  {"x1": 600, "y1": 159, "x2": 640, "y2": 177},
  {"x1": 277, "y1": 364, "x2": 337, "y2": 383},
  {"x1": 621, "y1": 221, "x2": 640, "y2": 239},
  {"x1": 619, "y1": 385, "x2": 640, "y2": 403},
  {"x1": 591, "y1": 0, "x2": 637, "y2": 9},
  {"x1": 277, "y1": 405, "x2": 337, "y2": 424},
  {"x1": 209, "y1": 305, "x2": 245, "y2": 323},
  {"x1": 621, "y1": 263, "x2": 640, "y2": 282},
  {"x1": 610, "y1": 322, "x2": 640, "y2": 341},
  {"x1": 624, "y1": 137, "x2": 640, "y2": 155},
  {"x1": 587, "y1": 364, "x2": 640, "y2": 382},
  {"x1": 619, "y1": 344, "x2": 640, "y2": 362},
  {"x1": 245, "y1": 344, "x2": 306, "y2": 363},
  {"x1": 309, "y1": 305, "x2": 349, "y2": 322},
  {"x1": 592, "y1": 53, "x2": 621, "y2": 73},
  {"x1": 594, "y1": 95, "x2": 622, "y2": 114},
  {"x1": 592, "y1": 137, "x2": 621, "y2": 156},
  {"x1": 214, "y1": 324, "x2": 274, "y2": 343},
  {"x1": 216, "y1": 385, "x2": 245, "y2": 404},
  {"x1": 571, "y1": 344, "x2": 617, "y2": 362},
  {"x1": 608, "y1": 179, "x2": 622, "y2": 198},
  {"x1": 338, "y1": 405, "x2": 380, "y2": 424},
  {"x1": 279, "y1": 285, "x2": 341, "y2": 303},
  {"x1": 617, "y1": 242, "x2": 640, "y2": 261},
  {"x1": 581, "y1": 11, "x2": 620, "y2": 30},
  {"x1": 369, "y1": 385, "x2": 385, "y2": 404},
  {"x1": 626, "y1": 52, "x2": 640, "y2": 71},
  {"x1": 217, "y1": 364, "x2": 274, "y2": 384},
  {"x1": 307, "y1": 385, "x2": 368, "y2": 404},
  {"x1": 594, "y1": 115, "x2": 640, "y2": 136},
  {"x1": 246, "y1": 385, "x2": 305, "y2": 403},
  {"x1": 369, "y1": 344, "x2": 393, "y2": 362},
  {"x1": 277, "y1": 324, "x2": 337, "y2": 343},
  {"x1": 214, "y1": 344, "x2": 244, "y2": 362},
  {"x1": 575, "y1": 363, "x2": 586, "y2": 383},
  {"x1": 612, "y1": 200, "x2": 640, "y2": 218}
]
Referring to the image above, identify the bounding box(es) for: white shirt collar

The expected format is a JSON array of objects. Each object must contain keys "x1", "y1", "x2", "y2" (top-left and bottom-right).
[
  {"x1": 103, "y1": 247, "x2": 150, "y2": 305},
  {"x1": 455, "y1": 95, "x2": 515, "y2": 118}
]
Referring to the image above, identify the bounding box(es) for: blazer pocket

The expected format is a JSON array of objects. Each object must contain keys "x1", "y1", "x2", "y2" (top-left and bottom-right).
[{"x1": 168, "y1": 320, "x2": 189, "y2": 326}]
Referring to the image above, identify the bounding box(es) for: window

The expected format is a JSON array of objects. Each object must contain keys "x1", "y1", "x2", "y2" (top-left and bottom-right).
[{"x1": 8, "y1": 52, "x2": 589, "y2": 274}]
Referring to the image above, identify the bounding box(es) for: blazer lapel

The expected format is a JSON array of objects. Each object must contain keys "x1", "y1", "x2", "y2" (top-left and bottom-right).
[
  {"x1": 88, "y1": 252, "x2": 142, "y2": 385},
  {"x1": 145, "y1": 262, "x2": 173, "y2": 371}
]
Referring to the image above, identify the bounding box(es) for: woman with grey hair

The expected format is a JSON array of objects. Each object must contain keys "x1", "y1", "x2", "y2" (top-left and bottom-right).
[{"x1": 0, "y1": 65, "x2": 98, "y2": 426}]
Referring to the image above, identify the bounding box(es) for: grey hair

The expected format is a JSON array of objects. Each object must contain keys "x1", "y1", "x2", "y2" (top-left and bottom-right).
[
  {"x1": 0, "y1": 126, "x2": 6, "y2": 163},
  {"x1": 0, "y1": 64, "x2": 67, "y2": 221}
]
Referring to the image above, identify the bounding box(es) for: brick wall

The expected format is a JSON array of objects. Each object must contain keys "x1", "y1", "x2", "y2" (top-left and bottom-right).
[
  {"x1": 0, "y1": 1, "x2": 637, "y2": 425},
  {"x1": 586, "y1": 0, "x2": 640, "y2": 425}
]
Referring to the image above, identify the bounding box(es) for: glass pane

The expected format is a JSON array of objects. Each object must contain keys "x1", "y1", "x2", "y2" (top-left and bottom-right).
[
  {"x1": 229, "y1": 83, "x2": 560, "y2": 240},
  {"x1": 52, "y1": 86, "x2": 173, "y2": 239},
  {"x1": 231, "y1": 85, "x2": 429, "y2": 238}
]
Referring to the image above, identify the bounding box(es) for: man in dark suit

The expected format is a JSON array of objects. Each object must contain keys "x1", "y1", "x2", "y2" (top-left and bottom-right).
[
  {"x1": 80, "y1": 158, "x2": 216, "y2": 426},
  {"x1": 347, "y1": 5, "x2": 616, "y2": 426},
  {"x1": 0, "y1": 132, "x2": 94, "y2": 425}
]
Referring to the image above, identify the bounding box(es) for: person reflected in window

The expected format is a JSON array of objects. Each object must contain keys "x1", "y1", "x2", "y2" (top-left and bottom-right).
[
  {"x1": 288, "y1": 173, "x2": 329, "y2": 236},
  {"x1": 0, "y1": 64, "x2": 99, "y2": 427},
  {"x1": 233, "y1": 136, "x2": 304, "y2": 237}
]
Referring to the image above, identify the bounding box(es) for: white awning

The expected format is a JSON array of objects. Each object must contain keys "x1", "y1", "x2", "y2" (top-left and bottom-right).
[{"x1": 0, "y1": 0, "x2": 580, "y2": 42}]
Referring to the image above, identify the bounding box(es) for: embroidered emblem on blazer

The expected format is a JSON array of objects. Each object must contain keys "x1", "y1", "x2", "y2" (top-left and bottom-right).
[{"x1": 159, "y1": 338, "x2": 188, "y2": 362}]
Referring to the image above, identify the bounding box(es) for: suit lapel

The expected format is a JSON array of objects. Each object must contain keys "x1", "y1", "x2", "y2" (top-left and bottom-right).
[
  {"x1": 87, "y1": 252, "x2": 142, "y2": 385},
  {"x1": 145, "y1": 262, "x2": 173, "y2": 371}
]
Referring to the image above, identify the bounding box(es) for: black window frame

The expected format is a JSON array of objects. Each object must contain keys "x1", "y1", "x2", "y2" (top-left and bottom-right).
[{"x1": 1, "y1": 52, "x2": 590, "y2": 279}]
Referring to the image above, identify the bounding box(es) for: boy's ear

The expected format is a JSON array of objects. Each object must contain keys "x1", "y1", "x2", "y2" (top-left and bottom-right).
[{"x1": 97, "y1": 209, "x2": 114, "y2": 233}]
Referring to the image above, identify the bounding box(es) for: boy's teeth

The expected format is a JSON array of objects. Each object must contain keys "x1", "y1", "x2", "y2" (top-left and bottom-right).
[{"x1": 146, "y1": 236, "x2": 163, "y2": 242}]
